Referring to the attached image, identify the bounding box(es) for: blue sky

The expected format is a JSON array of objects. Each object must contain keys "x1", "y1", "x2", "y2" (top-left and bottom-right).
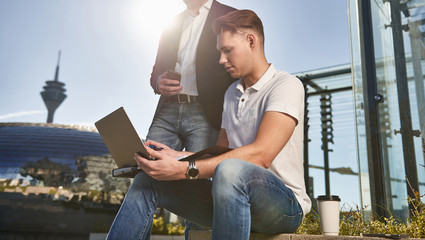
[
  {"x1": 0, "y1": 0, "x2": 357, "y2": 204},
  {"x1": 0, "y1": 0, "x2": 350, "y2": 130}
]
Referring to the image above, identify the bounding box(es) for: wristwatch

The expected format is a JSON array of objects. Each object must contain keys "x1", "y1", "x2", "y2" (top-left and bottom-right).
[{"x1": 186, "y1": 160, "x2": 199, "y2": 180}]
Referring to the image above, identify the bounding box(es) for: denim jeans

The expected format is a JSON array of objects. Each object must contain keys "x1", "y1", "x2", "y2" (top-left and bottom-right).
[
  {"x1": 146, "y1": 101, "x2": 219, "y2": 152},
  {"x1": 106, "y1": 159, "x2": 304, "y2": 240},
  {"x1": 147, "y1": 102, "x2": 219, "y2": 239},
  {"x1": 146, "y1": 101, "x2": 219, "y2": 238}
]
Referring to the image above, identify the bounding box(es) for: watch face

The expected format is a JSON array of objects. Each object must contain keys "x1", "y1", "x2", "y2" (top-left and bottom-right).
[{"x1": 188, "y1": 168, "x2": 199, "y2": 177}]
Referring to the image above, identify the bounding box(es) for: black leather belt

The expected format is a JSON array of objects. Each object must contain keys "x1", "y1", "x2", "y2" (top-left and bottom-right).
[{"x1": 166, "y1": 94, "x2": 198, "y2": 103}]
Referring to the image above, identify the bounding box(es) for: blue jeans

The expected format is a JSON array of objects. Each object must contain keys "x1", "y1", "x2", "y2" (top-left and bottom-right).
[
  {"x1": 106, "y1": 159, "x2": 304, "y2": 240},
  {"x1": 147, "y1": 101, "x2": 219, "y2": 152},
  {"x1": 146, "y1": 101, "x2": 219, "y2": 238}
]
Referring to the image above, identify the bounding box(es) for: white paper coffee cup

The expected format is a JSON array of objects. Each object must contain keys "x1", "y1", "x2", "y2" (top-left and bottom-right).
[{"x1": 316, "y1": 195, "x2": 341, "y2": 236}]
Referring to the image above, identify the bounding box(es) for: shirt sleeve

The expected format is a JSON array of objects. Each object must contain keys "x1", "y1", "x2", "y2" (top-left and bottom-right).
[
  {"x1": 221, "y1": 86, "x2": 232, "y2": 130},
  {"x1": 265, "y1": 75, "x2": 305, "y2": 124}
]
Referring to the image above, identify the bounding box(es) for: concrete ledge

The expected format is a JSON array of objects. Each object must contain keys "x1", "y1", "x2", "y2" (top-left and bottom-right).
[
  {"x1": 188, "y1": 230, "x2": 420, "y2": 240},
  {"x1": 89, "y1": 233, "x2": 184, "y2": 240}
]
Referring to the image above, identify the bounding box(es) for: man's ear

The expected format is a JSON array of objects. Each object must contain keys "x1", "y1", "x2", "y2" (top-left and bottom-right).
[{"x1": 247, "y1": 34, "x2": 255, "y2": 50}]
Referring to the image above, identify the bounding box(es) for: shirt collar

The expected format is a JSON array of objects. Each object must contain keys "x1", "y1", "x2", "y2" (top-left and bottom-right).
[
  {"x1": 204, "y1": 0, "x2": 213, "y2": 10},
  {"x1": 187, "y1": 0, "x2": 213, "y2": 16},
  {"x1": 235, "y1": 63, "x2": 277, "y2": 93}
]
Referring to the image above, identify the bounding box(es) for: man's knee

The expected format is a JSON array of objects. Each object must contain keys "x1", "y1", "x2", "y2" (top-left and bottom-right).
[
  {"x1": 214, "y1": 158, "x2": 243, "y2": 177},
  {"x1": 212, "y1": 159, "x2": 252, "y2": 198},
  {"x1": 213, "y1": 158, "x2": 257, "y2": 179}
]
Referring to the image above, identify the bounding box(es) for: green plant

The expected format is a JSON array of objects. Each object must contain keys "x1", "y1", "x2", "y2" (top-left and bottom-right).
[
  {"x1": 167, "y1": 220, "x2": 185, "y2": 235},
  {"x1": 296, "y1": 191, "x2": 425, "y2": 238},
  {"x1": 152, "y1": 215, "x2": 167, "y2": 235},
  {"x1": 368, "y1": 215, "x2": 408, "y2": 235},
  {"x1": 339, "y1": 205, "x2": 370, "y2": 235},
  {"x1": 296, "y1": 209, "x2": 321, "y2": 234},
  {"x1": 151, "y1": 214, "x2": 185, "y2": 235},
  {"x1": 19, "y1": 186, "x2": 27, "y2": 192},
  {"x1": 404, "y1": 178, "x2": 425, "y2": 238}
]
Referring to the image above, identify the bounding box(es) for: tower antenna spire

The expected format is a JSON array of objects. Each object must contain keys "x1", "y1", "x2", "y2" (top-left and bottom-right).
[{"x1": 54, "y1": 50, "x2": 61, "y2": 82}]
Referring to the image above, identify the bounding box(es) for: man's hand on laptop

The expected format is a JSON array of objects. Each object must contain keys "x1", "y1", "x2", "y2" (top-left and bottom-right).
[
  {"x1": 144, "y1": 140, "x2": 190, "y2": 159},
  {"x1": 134, "y1": 145, "x2": 188, "y2": 181}
]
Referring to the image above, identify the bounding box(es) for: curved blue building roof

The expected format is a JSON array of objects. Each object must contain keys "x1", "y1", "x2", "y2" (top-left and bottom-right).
[{"x1": 0, "y1": 123, "x2": 109, "y2": 179}]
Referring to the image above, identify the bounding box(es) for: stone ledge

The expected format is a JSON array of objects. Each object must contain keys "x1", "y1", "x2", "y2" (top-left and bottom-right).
[
  {"x1": 89, "y1": 233, "x2": 185, "y2": 240},
  {"x1": 188, "y1": 230, "x2": 421, "y2": 240}
]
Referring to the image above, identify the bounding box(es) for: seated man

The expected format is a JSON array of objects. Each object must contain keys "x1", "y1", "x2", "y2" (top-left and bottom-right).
[{"x1": 106, "y1": 9, "x2": 311, "y2": 240}]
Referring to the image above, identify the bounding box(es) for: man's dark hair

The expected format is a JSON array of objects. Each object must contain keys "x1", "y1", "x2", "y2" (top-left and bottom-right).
[{"x1": 213, "y1": 9, "x2": 265, "y2": 46}]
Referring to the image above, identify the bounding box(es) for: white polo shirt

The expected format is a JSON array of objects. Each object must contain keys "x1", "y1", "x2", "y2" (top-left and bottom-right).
[{"x1": 221, "y1": 64, "x2": 311, "y2": 216}]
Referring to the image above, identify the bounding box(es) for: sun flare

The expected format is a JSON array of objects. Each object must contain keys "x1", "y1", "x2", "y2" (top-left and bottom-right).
[{"x1": 127, "y1": 1, "x2": 186, "y2": 45}]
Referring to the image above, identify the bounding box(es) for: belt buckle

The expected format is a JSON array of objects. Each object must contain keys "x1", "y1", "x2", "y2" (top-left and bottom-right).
[{"x1": 177, "y1": 94, "x2": 190, "y2": 104}]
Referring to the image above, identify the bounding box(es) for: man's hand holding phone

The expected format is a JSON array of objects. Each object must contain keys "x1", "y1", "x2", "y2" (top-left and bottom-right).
[{"x1": 157, "y1": 69, "x2": 182, "y2": 96}]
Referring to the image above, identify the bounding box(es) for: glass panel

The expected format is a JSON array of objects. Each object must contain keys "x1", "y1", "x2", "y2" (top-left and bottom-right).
[
  {"x1": 349, "y1": 0, "x2": 425, "y2": 220},
  {"x1": 348, "y1": 0, "x2": 372, "y2": 214},
  {"x1": 406, "y1": 3, "x2": 425, "y2": 200},
  {"x1": 370, "y1": 0, "x2": 409, "y2": 220}
]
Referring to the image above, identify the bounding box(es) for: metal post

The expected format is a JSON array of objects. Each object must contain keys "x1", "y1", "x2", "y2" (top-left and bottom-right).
[
  {"x1": 408, "y1": 20, "x2": 425, "y2": 162},
  {"x1": 320, "y1": 94, "x2": 333, "y2": 196},
  {"x1": 388, "y1": 0, "x2": 419, "y2": 209},
  {"x1": 303, "y1": 80, "x2": 312, "y2": 200},
  {"x1": 323, "y1": 134, "x2": 331, "y2": 196}
]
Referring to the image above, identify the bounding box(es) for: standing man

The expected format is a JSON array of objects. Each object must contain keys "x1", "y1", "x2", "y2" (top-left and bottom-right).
[
  {"x1": 107, "y1": 9, "x2": 311, "y2": 240},
  {"x1": 147, "y1": 0, "x2": 236, "y2": 152},
  {"x1": 146, "y1": 0, "x2": 235, "y2": 237}
]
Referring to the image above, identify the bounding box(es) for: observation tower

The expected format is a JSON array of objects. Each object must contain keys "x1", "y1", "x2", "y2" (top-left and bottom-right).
[{"x1": 40, "y1": 51, "x2": 67, "y2": 123}]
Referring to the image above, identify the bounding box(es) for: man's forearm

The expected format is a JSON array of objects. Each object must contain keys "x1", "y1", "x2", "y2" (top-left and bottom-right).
[
  {"x1": 196, "y1": 112, "x2": 297, "y2": 179},
  {"x1": 196, "y1": 143, "x2": 273, "y2": 179}
]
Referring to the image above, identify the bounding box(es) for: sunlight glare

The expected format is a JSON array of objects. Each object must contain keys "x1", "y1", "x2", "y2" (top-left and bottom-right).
[{"x1": 127, "y1": 0, "x2": 186, "y2": 46}]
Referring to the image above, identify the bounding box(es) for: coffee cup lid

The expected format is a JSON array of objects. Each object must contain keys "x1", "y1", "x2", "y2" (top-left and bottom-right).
[{"x1": 316, "y1": 195, "x2": 341, "y2": 201}]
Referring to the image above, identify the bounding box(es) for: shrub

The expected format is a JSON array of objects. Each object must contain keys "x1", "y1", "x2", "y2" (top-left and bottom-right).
[
  {"x1": 339, "y1": 205, "x2": 370, "y2": 235},
  {"x1": 152, "y1": 215, "x2": 167, "y2": 235},
  {"x1": 405, "y1": 179, "x2": 425, "y2": 238},
  {"x1": 167, "y1": 221, "x2": 185, "y2": 235},
  {"x1": 296, "y1": 209, "x2": 321, "y2": 234},
  {"x1": 297, "y1": 191, "x2": 424, "y2": 238},
  {"x1": 151, "y1": 214, "x2": 185, "y2": 235}
]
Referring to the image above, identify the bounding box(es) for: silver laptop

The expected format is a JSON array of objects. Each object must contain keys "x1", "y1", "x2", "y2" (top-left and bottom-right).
[
  {"x1": 95, "y1": 107, "x2": 149, "y2": 170},
  {"x1": 95, "y1": 107, "x2": 232, "y2": 177}
]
